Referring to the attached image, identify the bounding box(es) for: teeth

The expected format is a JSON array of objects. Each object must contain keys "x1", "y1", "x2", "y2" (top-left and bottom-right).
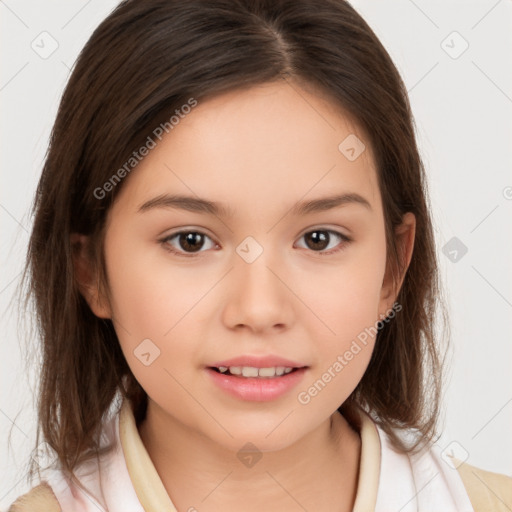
[
  {"x1": 258, "y1": 367, "x2": 276, "y2": 377},
  {"x1": 242, "y1": 366, "x2": 259, "y2": 377},
  {"x1": 216, "y1": 366, "x2": 297, "y2": 377}
]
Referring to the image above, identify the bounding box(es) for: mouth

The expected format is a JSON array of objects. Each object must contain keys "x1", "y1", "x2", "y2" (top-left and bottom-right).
[
  {"x1": 205, "y1": 357, "x2": 309, "y2": 401},
  {"x1": 208, "y1": 365, "x2": 302, "y2": 378}
]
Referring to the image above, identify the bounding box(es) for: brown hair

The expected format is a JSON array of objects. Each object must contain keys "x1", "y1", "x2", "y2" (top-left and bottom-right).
[{"x1": 19, "y1": 0, "x2": 449, "y2": 488}]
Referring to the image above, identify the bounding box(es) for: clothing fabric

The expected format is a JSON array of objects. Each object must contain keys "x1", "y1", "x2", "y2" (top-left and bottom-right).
[{"x1": 10, "y1": 398, "x2": 485, "y2": 511}]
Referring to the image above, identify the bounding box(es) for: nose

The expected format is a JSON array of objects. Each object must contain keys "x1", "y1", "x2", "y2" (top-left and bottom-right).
[{"x1": 221, "y1": 249, "x2": 295, "y2": 334}]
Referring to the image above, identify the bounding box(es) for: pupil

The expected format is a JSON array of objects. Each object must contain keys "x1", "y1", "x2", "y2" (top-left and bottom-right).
[
  {"x1": 306, "y1": 231, "x2": 329, "y2": 250},
  {"x1": 180, "y1": 232, "x2": 203, "y2": 252}
]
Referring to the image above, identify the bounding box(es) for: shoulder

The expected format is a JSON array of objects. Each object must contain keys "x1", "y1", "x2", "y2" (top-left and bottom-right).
[
  {"x1": 8, "y1": 482, "x2": 61, "y2": 512},
  {"x1": 455, "y1": 458, "x2": 512, "y2": 512}
]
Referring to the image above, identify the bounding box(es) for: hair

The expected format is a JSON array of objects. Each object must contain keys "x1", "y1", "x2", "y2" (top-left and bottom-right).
[{"x1": 18, "y1": 0, "x2": 449, "y2": 489}]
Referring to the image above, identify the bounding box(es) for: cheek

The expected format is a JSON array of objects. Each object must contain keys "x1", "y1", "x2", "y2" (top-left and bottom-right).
[
  {"x1": 301, "y1": 236, "x2": 387, "y2": 344},
  {"x1": 296, "y1": 283, "x2": 381, "y2": 414},
  {"x1": 102, "y1": 233, "x2": 209, "y2": 382},
  {"x1": 103, "y1": 239, "x2": 207, "y2": 404},
  {"x1": 294, "y1": 236, "x2": 386, "y2": 401},
  {"x1": 104, "y1": 231, "x2": 206, "y2": 335}
]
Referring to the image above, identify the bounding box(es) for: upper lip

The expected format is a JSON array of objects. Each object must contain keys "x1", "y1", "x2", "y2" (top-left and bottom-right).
[{"x1": 209, "y1": 355, "x2": 307, "y2": 369}]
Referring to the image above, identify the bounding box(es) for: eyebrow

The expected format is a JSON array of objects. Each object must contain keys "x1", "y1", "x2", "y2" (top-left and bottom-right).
[{"x1": 137, "y1": 192, "x2": 372, "y2": 217}]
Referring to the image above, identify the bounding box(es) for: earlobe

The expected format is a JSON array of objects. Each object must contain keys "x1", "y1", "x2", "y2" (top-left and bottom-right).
[
  {"x1": 70, "y1": 233, "x2": 112, "y2": 319},
  {"x1": 379, "y1": 212, "x2": 416, "y2": 314}
]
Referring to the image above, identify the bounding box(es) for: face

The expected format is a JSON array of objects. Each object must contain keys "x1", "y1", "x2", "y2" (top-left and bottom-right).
[{"x1": 80, "y1": 79, "x2": 414, "y2": 452}]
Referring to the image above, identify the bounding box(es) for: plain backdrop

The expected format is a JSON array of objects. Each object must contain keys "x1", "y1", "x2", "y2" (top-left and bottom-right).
[{"x1": 1, "y1": 0, "x2": 511, "y2": 508}]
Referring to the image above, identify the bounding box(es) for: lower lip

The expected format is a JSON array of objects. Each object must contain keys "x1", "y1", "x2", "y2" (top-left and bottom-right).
[{"x1": 206, "y1": 367, "x2": 307, "y2": 401}]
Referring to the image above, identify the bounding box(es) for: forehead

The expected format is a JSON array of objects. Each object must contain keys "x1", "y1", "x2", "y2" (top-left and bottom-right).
[{"x1": 111, "y1": 80, "x2": 381, "y2": 219}]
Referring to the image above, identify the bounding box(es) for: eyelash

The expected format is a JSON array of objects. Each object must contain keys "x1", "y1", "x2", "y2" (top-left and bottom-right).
[{"x1": 159, "y1": 228, "x2": 352, "y2": 258}]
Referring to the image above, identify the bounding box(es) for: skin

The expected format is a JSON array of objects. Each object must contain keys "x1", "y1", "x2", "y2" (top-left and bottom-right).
[{"x1": 74, "y1": 79, "x2": 415, "y2": 512}]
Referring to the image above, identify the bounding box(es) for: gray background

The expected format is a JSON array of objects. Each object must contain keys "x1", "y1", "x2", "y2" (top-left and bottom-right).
[{"x1": 1, "y1": 0, "x2": 511, "y2": 507}]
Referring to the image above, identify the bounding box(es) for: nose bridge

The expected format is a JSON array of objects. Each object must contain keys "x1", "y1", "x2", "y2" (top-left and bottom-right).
[
  {"x1": 222, "y1": 236, "x2": 294, "y2": 332},
  {"x1": 236, "y1": 240, "x2": 284, "y2": 306}
]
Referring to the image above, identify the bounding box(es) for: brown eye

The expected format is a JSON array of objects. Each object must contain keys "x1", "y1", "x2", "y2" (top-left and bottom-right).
[
  {"x1": 178, "y1": 232, "x2": 205, "y2": 252},
  {"x1": 304, "y1": 230, "x2": 330, "y2": 250},
  {"x1": 296, "y1": 229, "x2": 351, "y2": 255},
  {"x1": 161, "y1": 230, "x2": 216, "y2": 256}
]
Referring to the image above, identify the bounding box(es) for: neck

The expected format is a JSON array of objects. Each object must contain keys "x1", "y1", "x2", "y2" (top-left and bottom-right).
[{"x1": 138, "y1": 401, "x2": 361, "y2": 512}]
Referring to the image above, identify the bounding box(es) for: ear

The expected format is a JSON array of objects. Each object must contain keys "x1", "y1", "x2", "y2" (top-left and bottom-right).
[
  {"x1": 70, "y1": 233, "x2": 112, "y2": 319},
  {"x1": 378, "y1": 212, "x2": 416, "y2": 316}
]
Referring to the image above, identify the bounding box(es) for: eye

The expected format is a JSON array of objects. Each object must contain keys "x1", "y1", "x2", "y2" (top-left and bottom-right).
[
  {"x1": 295, "y1": 228, "x2": 351, "y2": 255},
  {"x1": 160, "y1": 230, "x2": 217, "y2": 257},
  {"x1": 159, "y1": 227, "x2": 351, "y2": 258}
]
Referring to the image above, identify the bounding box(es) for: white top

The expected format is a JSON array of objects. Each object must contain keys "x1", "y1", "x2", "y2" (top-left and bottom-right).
[{"x1": 40, "y1": 398, "x2": 475, "y2": 512}]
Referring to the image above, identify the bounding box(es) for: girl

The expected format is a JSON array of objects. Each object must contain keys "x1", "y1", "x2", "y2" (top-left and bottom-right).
[{"x1": 9, "y1": 0, "x2": 512, "y2": 511}]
